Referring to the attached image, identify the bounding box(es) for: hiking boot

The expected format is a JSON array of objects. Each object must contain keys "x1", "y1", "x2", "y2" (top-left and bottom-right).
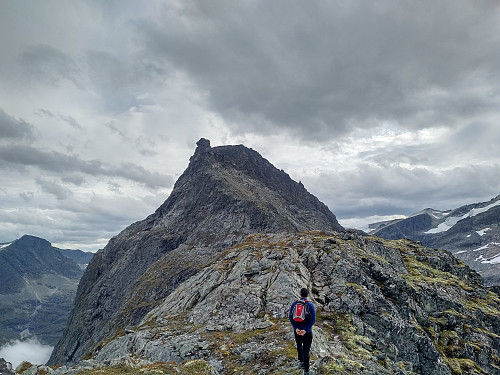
[{"x1": 296, "y1": 360, "x2": 305, "y2": 369}]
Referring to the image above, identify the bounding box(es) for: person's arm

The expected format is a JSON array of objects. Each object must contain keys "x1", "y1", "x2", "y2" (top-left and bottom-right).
[
  {"x1": 289, "y1": 301, "x2": 298, "y2": 330},
  {"x1": 304, "y1": 302, "x2": 316, "y2": 331}
]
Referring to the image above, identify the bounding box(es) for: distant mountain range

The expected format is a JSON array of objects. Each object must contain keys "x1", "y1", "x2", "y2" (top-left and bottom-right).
[
  {"x1": 369, "y1": 195, "x2": 500, "y2": 285},
  {"x1": 56, "y1": 248, "x2": 94, "y2": 269},
  {"x1": 0, "y1": 235, "x2": 93, "y2": 346}
]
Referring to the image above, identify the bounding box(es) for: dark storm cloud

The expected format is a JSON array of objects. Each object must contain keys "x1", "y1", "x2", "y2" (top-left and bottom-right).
[
  {"x1": 0, "y1": 109, "x2": 35, "y2": 142},
  {"x1": 134, "y1": 1, "x2": 500, "y2": 140},
  {"x1": 0, "y1": 144, "x2": 173, "y2": 189}
]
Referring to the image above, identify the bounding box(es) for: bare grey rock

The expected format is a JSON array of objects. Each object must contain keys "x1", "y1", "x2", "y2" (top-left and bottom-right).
[{"x1": 0, "y1": 358, "x2": 15, "y2": 375}]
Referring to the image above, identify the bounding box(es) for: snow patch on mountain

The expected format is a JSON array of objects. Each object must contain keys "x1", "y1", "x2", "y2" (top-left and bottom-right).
[
  {"x1": 473, "y1": 244, "x2": 491, "y2": 252},
  {"x1": 425, "y1": 217, "x2": 461, "y2": 234},
  {"x1": 476, "y1": 253, "x2": 500, "y2": 264},
  {"x1": 430, "y1": 211, "x2": 449, "y2": 219},
  {"x1": 409, "y1": 209, "x2": 448, "y2": 220},
  {"x1": 0, "y1": 242, "x2": 13, "y2": 250},
  {"x1": 476, "y1": 228, "x2": 491, "y2": 236},
  {"x1": 425, "y1": 200, "x2": 500, "y2": 234},
  {"x1": 473, "y1": 242, "x2": 500, "y2": 264}
]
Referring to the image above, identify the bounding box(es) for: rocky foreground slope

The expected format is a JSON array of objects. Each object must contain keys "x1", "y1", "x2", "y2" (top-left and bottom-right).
[
  {"x1": 48, "y1": 139, "x2": 342, "y2": 366},
  {"x1": 21, "y1": 230, "x2": 500, "y2": 375}
]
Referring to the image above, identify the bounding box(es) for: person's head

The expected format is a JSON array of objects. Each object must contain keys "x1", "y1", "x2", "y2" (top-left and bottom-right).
[{"x1": 300, "y1": 288, "x2": 309, "y2": 298}]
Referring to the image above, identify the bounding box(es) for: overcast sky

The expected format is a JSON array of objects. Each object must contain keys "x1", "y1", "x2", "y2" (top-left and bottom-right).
[{"x1": 1, "y1": 0, "x2": 499, "y2": 251}]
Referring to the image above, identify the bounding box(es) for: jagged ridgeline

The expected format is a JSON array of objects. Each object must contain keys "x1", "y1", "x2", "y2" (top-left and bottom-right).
[{"x1": 48, "y1": 139, "x2": 343, "y2": 366}]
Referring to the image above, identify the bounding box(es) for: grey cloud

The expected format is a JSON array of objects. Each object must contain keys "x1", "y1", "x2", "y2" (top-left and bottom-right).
[
  {"x1": 0, "y1": 144, "x2": 173, "y2": 189},
  {"x1": 0, "y1": 338, "x2": 53, "y2": 368},
  {"x1": 19, "y1": 191, "x2": 35, "y2": 202},
  {"x1": 85, "y1": 49, "x2": 169, "y2": 112},
  {"x1": 350, "y1": 121, "x2": 500, "y2": 174},
  {"x1": 311, "y1": 163, "x2": 500, "y2": 220},
  {"x1": 135, "y1": 1, "x2": 500, "y2": 140},
  {"x1": 115, "y1": 162, "x2": 171, "y2": 189},
  {"x1": 0, "y1": 109, "x2": 35, "y2": 142},
  {"x1": 105, "y1": 121, "x2": 129, "y2": 140},
  {"x1": 36, "y1": 179, "x2": 73, "y2": 200},
  {"x1": 60, "y1": 115, "x2": 83, "y2": 129},
  {"x1": 61, "y1": 174, "x2": 86, "y2": 185},
  {"x1": 21, "y1": 44, "x2": 82, "y2": 88},
  {"x1": 35, "y1": 108, "x2": 55, "y2": 117},
  {"x1": 36, "y1": 108, "x2": 83, "y2": 130}
]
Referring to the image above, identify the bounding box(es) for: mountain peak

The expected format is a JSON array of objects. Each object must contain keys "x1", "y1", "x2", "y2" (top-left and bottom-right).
[
  {"x1": 196, "y1": 137, "x2": 211, "y2": 150},
  {"x1": 0, "y1": 235, "x2": 84, "y2": 346},
  {"x1": 49, "y1": 140, "x2": 343, "y2": 365},
  {"x1": 17, "y1": 234, "x2": 51, "y2": 246}
]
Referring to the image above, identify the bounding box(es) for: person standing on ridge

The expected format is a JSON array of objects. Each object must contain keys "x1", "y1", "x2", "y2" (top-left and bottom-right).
[{"x1": 289, "y1": 287, "x2": 316, "y2": 374}]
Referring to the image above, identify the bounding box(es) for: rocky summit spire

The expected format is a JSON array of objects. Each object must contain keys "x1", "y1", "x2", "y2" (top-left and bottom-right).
[
  {"x1": 49, "y1": 139, "x2": 343, "y2": 365},
  {"x1": 195, "y1": 137, "x2": 211, "y2": 150}
]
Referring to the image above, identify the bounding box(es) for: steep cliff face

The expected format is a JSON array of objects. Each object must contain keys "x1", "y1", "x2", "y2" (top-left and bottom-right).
[
  {"x1": 40, "y1": 231, "x2": 500, "y2": 375},
  {"x1": 49, "y1": 139, "x2": 342, "y2": 365},
  {"x1": 0, "y1": 235, "x2": 83, "y2": 346}
]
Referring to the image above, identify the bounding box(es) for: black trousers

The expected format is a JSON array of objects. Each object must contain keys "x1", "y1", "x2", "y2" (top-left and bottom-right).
[{"x1": 294, "y1": 331, "x2": 313, "y2": 371}]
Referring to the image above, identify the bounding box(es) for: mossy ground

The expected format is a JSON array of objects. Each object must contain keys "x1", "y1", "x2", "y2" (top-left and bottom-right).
[{"x1": 75, "y1": 360, "x2": 215, "y2": 375}]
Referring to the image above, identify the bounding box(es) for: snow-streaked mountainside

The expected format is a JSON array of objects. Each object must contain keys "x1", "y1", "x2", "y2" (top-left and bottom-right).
[
  {"x1": 370, "y1": 195, "x2": 500, "y2": 285},
  {"x1": 425, "y1": 199, "x2": 500, "y2": 234}
]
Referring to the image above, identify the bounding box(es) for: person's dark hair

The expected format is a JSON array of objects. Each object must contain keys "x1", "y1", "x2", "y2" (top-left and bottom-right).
[{"x1": 300, "y1": 288, "x2": 309, "y2": 298}]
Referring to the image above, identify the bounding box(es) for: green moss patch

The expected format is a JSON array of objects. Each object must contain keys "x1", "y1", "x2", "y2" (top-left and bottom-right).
[{"x1": 75, "y1": 360, "x2": 215, "y2": 375}]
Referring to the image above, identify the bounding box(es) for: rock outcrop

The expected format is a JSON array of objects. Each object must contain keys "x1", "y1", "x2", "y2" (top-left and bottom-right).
[
  {"x1": 31, "y1": 231, "x2": 500, "y2": 375},
  {"x1": 0, "y1": 358, "x2": 15, "y2": 375},
  {"x1": 48, "y1": 139, "x2": 343, "y2": 365}
]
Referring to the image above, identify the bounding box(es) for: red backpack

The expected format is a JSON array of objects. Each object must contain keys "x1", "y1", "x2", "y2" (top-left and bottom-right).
[{"x1": 292, "y1": 299, "x2": 310, "y2": 322}]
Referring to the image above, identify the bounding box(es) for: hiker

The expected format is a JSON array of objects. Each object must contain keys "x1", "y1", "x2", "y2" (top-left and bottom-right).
[{"x1": 289, "y1": 287, "x2": 316, "y2": 374}]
